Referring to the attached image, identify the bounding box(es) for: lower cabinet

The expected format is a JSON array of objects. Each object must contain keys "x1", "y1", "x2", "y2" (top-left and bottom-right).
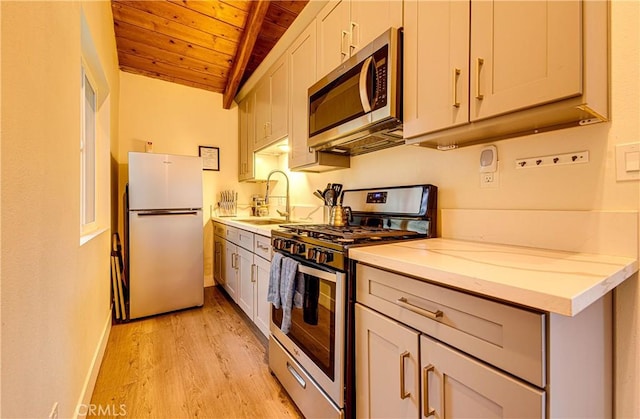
[
  {"x1": 421, "y1": 335, "x2": 544, "y2": 418},
  {"x1": 253, "y1": 255, "x2": 271, "y2": 337},
  {"x1": 237, "y1": 246, "x2": 255, "y2": 318},
  {"x1": 237, "y1": 244, "x2": 271, "y2": 337},
  {"x1": 213, "y1": 235, "x2": 225, "y2": 286},
  {"x1": 356, "y1": 304, "x2": 544, "y2": 418},
  {"x1": 213, "y1": 221, "x2": 272, "y2": 338},
  {"x1": 355, "y1": 303, "x2": 419, "y2": 418},
  {"x1": 223, "y1": 241, "x2": 239, "y2": 301},
  {"x1": 355, "y1": 263, "x2": 612, "y2": 418}
]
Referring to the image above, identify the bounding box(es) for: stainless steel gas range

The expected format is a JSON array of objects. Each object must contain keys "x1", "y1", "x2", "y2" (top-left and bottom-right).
[{"x1": 268, "y1": 184, "x2": 437, "y2": 418}]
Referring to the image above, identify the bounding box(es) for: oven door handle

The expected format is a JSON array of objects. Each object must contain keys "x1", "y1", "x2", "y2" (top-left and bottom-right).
[{"x1": 298, "y1": 264, "x2": 338, "y2": 283}]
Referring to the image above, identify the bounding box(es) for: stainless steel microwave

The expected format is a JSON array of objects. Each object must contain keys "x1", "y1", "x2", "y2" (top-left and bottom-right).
[{"x1": 307, "y1": 27, "x2": 403, "y2": 156}]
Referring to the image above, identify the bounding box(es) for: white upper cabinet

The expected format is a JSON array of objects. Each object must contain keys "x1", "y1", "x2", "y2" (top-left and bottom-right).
[
  {"x1": 403, "y1": 0, "x2": 470, "y2": 136},
  {"x1": 349, "y1": 0, "x2": 403, "y2": 55},
  {"x1": 238, "y1": 95, "x2": 254, "y2": 182},
  {"x1": 237, "y1": 93, "x2": 279, "y2": 182},
  {"x1": 254, "y1": 55, "x2": 289, "y2": 151},
  {"x1": 269, "y1": 57, "x2": 288, "y2": 143},
  {"x1": 317, "y1": 0, "x2": 350, "y2": 78},
  {"x1": 317, "y1": 0, "x2": 402, "y2": 79},
  {"x1": 470, "y1": 0, "x2": 582, "y2": 120},
  {"x1": 288, "y1": 23, "x2": 318, "y2": 169},
  {"x1": 404, "y1": 0, "x2": 608, "y2": 149}
]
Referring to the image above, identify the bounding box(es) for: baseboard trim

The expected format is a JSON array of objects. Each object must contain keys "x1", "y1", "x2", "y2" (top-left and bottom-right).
[{"x1": 74, "y1": 309, "x2": 112, "y2": 419}]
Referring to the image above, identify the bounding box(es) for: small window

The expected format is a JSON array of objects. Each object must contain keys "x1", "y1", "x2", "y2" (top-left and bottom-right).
[{"x1": 81, "y1": 65, "x2": 97, "y2": 233}]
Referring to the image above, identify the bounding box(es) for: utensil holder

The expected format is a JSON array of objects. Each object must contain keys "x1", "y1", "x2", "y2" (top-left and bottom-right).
[{"x1": 323, "y1": 206, "x2": 331, "y2": 224}]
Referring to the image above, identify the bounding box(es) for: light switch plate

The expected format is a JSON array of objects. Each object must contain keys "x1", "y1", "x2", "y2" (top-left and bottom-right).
[{"x1": 616, "y1": 143, "x2": 640, "y2": 181}]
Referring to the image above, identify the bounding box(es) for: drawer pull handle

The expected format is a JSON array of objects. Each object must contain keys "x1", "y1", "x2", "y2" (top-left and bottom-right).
[
  {"x1": 256, "y1": 242, "x2": 270, "y2": 251},
  {"x1": 396, "y1": 297, "x2": 443, "y2": 320},
  {"x1": 286, "y1": 362, "x2": 306, "y2": 389},
  {"x1": 400, "y1": 351, "x2": 411, "y2": 399},
  {"x1": 423, "y1": 364, "x2": 435, "y2": 417}
]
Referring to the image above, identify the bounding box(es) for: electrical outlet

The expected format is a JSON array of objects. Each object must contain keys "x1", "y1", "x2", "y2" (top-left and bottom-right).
[
  {"x1": 49, "y1": 402, "x2": 59, "y2": 419},
  {"x1": 480, "y1": 170, "x2": 499, "y2": 188}
]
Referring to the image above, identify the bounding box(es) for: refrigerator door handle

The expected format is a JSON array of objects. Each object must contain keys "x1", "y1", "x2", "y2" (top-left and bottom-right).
[{"x1": 137, "y1": 210, "x2": 199, "y2": 216}]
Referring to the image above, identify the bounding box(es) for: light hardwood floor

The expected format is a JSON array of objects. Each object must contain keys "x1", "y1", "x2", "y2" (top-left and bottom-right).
[{"x1": 90, "y1": 286, "x2": 303, "y2": 418}]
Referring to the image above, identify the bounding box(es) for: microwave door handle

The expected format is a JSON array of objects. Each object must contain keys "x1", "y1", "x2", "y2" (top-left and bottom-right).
[{"x1": 358, "y1": 56, "x2": 374, "y2": 113}]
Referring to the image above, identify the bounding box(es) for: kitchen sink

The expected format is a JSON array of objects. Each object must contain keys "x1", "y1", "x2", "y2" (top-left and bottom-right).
[{"x1": 235, "y1": 218, "x2": 302, "y2": 226}]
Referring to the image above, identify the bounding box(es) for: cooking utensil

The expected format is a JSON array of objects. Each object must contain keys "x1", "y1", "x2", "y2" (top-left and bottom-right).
[
  {"x1": 323, "y1": 189, "x2": 336, "y2": 206},
  {"x1": 313, "y1": 190, "x2": 325, "y2": 201},
  {"x1": 331, "y1": 184, "x2": 343, "y2": 205}
]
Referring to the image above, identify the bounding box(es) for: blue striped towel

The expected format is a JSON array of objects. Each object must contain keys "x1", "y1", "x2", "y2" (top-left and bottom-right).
[
  {"x1": 279, "y1": 256, "x2": 301, "y2": 334},
  {"x1": 267, "y1": 252, "x2": 284, "y2": 309}
]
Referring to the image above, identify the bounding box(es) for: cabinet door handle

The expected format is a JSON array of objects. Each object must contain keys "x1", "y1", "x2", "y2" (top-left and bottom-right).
[
  {"x1": 452, "y1": 68, "x2": 461, "y2": 108},
  {"x1": 475, "y1": 57, "x2": 484, "y2": 100},
  {"x1": 400, "y1": 351, "x2": 411, "y2": 400},
  {"x1": 341, "y1": 30, "x2": 349, "y2": 57},
  {"x1": 396, "y1": 297, "x2": 443, "y2": 320},
  {"x1": 232, "y1": 253, "x2": 238, "y2": 269},
  {"x1": 251, "y1": 264, "x2": 256, "y2": 282},
  {"x1": 423, "y1": 364, "x2": 436, "y2": 417},
  {"x1": 350, "y1": 21, "x2": 359, "y2": 51}
]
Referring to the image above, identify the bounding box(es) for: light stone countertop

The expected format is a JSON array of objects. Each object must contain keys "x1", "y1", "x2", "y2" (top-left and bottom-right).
[
  {"x1": 350, "y1": 238, "x2": 638, "y2": 317},
  {"x1": 211, "y1": 216, "x2": 289, "y2": 237}
]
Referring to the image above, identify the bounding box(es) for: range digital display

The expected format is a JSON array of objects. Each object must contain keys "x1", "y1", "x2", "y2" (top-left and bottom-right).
[{"x1": 366, "y1": 191, "x2": 387, "y2": 204}]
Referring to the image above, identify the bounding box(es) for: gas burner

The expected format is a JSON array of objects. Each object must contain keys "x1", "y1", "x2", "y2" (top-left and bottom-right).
[{"x1": 278, "y1": 223, "x2": 422, "y2": 243}]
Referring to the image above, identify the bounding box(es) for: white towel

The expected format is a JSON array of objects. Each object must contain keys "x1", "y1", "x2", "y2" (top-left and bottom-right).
[{"x1": 267, "y1": 253, "x2": 284, "y2": 309}]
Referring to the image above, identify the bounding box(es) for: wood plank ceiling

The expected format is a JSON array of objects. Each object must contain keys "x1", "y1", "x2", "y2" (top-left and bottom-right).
[{"x1": 111, "y1": 0, "x2": 309, "y2": 108}]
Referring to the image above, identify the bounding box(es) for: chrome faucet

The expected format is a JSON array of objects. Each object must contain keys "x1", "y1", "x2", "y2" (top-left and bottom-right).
[{"x1": 265, "y1": 170, "x2": 290, "y2": 222}]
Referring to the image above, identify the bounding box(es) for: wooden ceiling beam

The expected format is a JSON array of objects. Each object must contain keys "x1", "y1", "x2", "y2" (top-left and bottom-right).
[{"x1": 222, "y1": 0, "x2": 270, "y2": 109}]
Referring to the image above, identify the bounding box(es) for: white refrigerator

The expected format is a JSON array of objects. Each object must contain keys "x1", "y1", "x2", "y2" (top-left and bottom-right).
[{"x1": 127, "y1": 152, "x2": 204, "y2": 319}]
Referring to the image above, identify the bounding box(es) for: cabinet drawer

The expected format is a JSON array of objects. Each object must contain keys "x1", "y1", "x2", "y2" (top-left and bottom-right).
[
  {"x1": 225, "y1": 225, "x2": 239, "y2": 245},
  {"x1": 213, "y1": 222, "x2": 226, "y2": 237},
  {"x1": 356, "y1": 264, "x2": 546, "y2": 388},
  {"x1": 254, "y1": 234, "x2": 272, "y2": 261},
  {"x1": 237, "y1": 229, "x2": 254, "y2": 251},
  {"x1": 269, "y1": 337, "x2": 340, "y2": 419}
]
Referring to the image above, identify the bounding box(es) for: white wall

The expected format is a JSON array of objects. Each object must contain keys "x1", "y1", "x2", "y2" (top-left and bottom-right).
[
  {"x1": 272, "y1": 1, "x2": 640, "y2": 415},
  {"x1": 117, "y1": 72, "x2": 262, "y2": 286},
  {"x1": 1, "y1": 1, "x2": 119, "y2": 417}
]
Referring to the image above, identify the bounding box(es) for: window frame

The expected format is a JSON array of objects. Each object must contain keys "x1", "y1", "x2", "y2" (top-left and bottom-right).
[{"x1": 80, "y1": 59, "x2": 98, "y2": 236}]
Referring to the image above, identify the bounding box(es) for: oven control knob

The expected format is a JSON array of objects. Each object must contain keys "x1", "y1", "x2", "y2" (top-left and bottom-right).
[
  {"x1": 306, "y1": 248, "x2": 316, "y2": 260},
  {"x1": 291, "y1": 243, "x2": 305, "y2": 254},
  {"x1": 274, "y1": 239, "x2": 291, "y2": 251},
  {"x1": 315, "y1": 251, "x2": 331, "y2": 264}
]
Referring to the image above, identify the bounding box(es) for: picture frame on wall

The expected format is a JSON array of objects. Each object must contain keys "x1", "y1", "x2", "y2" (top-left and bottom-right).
[{"x1": 199, "y1": 146, "x2": 220, "y2": 171}]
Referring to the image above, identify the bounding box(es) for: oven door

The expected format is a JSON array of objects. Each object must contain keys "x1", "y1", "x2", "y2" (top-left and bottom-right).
[{"x1": 270, "y1": 260, "x2": 346, "y2": 407}]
